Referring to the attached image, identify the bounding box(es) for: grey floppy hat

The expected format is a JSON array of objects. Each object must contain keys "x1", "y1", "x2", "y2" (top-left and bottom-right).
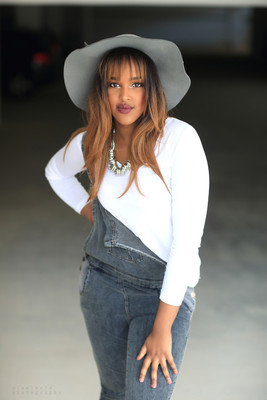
[{"x1": 63, "y1": 34, "x2": 191, "y2": 111}]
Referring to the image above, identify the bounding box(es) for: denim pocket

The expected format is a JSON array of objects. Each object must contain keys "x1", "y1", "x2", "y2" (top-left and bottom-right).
[
  {"x1": 182, "y1": 287, "x2": 196, "y2": 313},
  {"x1": 79, "y1": 256, "x2": 91, "y2": 295},
  {"x1": 106, "y1": 246, "x2": 144, "y2": 263}
]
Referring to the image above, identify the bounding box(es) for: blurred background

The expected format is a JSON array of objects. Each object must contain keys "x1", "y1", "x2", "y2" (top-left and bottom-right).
[{"x1": 0, "y1": 2, "x2": 267, "y2": 400}]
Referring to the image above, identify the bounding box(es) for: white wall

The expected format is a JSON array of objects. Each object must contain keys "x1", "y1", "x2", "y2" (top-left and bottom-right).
[{"x1": 0, "y1": 0, "x2": 267, "y2": 6}]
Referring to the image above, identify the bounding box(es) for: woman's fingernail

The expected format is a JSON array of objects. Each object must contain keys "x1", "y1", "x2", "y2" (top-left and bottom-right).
[
  {"x1": 139, "y1": 377, "x2": 144, "y2": 383},
  {"x1": 167, "y1": 379, "x2": 172, "y2": 384},
  {"x1": 136, "y1": 356, "x2": 140, "y2": 360},
  {"x1": 152, "y1": 383, "x2": 156, "y2": 389},
  {"x1": 174, "y1": 371, "x2": 178, "y2": 375}
]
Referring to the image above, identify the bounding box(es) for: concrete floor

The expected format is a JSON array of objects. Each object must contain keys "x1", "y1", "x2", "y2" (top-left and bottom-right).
[{"x1": 0, "y1": 60, "x2": 267, "y2": 400}]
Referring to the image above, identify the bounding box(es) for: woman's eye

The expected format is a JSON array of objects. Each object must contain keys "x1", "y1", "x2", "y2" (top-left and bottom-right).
[
  {"x1": 132, "y1": 82, "x2": 143, "y2": 88},
  {"x1": 108, "y1": 82, "x2": 119, "y2": 88}
]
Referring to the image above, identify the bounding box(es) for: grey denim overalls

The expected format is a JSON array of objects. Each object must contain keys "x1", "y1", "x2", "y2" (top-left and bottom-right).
[{"x1": 79, "y1": 197, "x2": 196, "y2": 400}]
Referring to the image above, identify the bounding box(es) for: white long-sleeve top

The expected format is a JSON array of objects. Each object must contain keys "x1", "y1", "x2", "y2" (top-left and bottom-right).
[{"x1": 45, "y1": 117, "x2": 209, "y2": 306}]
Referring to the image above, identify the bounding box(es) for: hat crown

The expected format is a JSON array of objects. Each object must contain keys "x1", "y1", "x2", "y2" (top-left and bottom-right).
[{"x1": 116, "y1": 34, "x2": 140, "y2": 39}]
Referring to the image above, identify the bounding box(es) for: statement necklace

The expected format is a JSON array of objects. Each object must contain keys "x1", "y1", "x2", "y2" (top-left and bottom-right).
[{"x1": 108, "y1": 128, "x2": 131, "y2": 176}]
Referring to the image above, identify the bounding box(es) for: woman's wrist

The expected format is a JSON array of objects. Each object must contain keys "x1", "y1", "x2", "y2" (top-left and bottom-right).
[{"x1": 153, "y1": 316, "x2": 174, "y2": 333}]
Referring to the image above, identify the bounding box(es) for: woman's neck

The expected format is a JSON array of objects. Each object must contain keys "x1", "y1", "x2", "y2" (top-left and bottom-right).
[
  {"x1": 114, "y1": 123, "x2": 135, "y2": 146},
  {"x1": 113, "y1": 123, "x2": 134, "y2": 163}
]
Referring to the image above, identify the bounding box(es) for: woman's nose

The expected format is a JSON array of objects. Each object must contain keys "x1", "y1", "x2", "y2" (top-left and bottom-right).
[{"x1": 119, "y1": 86, "x2": 130, "y2": 100}]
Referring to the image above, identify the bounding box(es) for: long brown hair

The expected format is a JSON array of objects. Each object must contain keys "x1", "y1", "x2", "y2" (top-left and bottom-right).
[{"x1": 66, "y1": 47, "x2": 169, "y2": 200}]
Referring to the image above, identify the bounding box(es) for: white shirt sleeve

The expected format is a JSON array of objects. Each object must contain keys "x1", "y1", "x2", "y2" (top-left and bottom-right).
[
  {"x1": 45, "y1": 132, "x2": 90, "y2": 213},
  {"x1": 159, "y1": 126, "x2": 209, "y2": 306}
]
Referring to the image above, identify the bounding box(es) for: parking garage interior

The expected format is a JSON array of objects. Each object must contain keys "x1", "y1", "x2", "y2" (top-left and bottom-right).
[{"x1": 0, "y1": 4, "x2": 267, "y2": 400}]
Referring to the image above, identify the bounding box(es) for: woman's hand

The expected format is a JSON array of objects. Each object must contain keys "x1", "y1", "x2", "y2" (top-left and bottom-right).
[
  {"x1": 137, "y1": 327, "x2": 177, "y2": 388},
  {"x1": 80, "y1": 201, "x2": 94, "y2": 224}
]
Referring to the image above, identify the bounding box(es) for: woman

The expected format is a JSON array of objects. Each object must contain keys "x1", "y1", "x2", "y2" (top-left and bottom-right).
[{"x1": 45, "y1": 34, "x2": 209, "y2": 400}]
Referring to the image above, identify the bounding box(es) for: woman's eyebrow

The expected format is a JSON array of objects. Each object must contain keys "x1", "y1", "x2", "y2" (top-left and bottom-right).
[{"x1": 109, "y1": 76, "x2": 142, "y2": 81}]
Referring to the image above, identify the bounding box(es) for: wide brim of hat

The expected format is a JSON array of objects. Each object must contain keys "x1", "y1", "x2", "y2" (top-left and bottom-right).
[{"x1": 63, "y1": 34, "x2": 191, "y2": 111}]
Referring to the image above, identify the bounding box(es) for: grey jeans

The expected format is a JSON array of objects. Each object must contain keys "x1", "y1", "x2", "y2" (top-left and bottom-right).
[{"x1": 79, "y1": 199, "x2": 196, "y2": 400}]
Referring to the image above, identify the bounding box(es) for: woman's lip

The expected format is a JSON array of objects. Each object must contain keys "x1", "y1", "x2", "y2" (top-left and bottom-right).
[{"x1": 117, "y1": 105, "x2": 133, "y2": 114}]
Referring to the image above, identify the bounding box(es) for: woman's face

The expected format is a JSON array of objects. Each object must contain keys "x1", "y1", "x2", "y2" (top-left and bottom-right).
[{"x1": 107, "y1": 59, "x2": 146, "y2": 132}]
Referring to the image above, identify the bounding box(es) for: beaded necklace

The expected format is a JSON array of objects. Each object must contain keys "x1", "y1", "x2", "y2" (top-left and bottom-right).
[{"x1": 108, "y1": 129, "x2": 131, "y2": 175}]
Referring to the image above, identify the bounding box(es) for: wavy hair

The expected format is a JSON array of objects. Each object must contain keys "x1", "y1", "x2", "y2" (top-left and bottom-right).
[{"x1": 66, "y1": 47, "x2": 169, "y2": 201}]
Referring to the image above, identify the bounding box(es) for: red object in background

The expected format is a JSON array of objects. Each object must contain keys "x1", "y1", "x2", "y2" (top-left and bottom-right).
[
  {"x1": 33, "y1": 52, "x2": 50, "y2": 65},
  {"x1": 2, "y1": 28, "x2": 62, "y2": 97}
]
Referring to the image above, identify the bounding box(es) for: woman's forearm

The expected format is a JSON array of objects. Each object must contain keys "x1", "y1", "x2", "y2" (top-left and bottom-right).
[{"x1": 153, "y1": 300, "x2": 180, "y2": 333}]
